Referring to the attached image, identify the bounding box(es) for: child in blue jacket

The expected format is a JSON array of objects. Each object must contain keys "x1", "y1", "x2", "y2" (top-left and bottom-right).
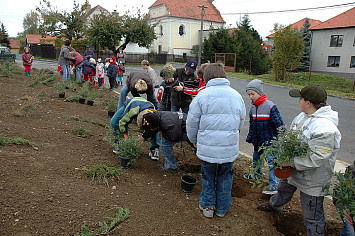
[{"x1": 244, "y1": 79, "x2": 285, "y2": 195}]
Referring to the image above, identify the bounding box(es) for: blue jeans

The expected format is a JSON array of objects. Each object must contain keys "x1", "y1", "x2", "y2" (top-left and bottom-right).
[
  {"x1": 171, "y1": 103, "x2": 189, "y2": 114},
  {"x1": 199, "y1": 160, "x2": 234, "y2": 216},
  {"x1": 252, "y1": 150, "x2": 279, "y2": 187},
  {"x1": 61, "y1": 65, "x2": 70, "y2": 82},
  {"x1": 117, "y1": 84, "x2": 159, "y2": 110},
  {"x1": 110, "y1": 105, "x2": 159, "y2": 150},
  {"x1": 340, "y1": 215, "x2": 355, "y2": 236},
  {"x1": 75, "y1": 64, "x2": 82, "y2": 83},
  {"x1": 160, "y1": 132, "x2": 189, "y2": 170}
]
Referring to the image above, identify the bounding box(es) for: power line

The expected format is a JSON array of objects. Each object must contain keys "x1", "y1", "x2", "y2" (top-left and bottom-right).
[{"x1": 222, "y1": 2, "x2": 355, "y2": 15}]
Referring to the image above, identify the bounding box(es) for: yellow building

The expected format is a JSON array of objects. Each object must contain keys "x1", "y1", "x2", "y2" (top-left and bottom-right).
[{"x1": 148, "y1": 0, "x2": 225, "y2": 56}]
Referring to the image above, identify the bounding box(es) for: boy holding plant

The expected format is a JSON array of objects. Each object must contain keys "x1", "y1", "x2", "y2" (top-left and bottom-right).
[
  {"x1": 258, "y1": 84, "x2": 341, "y2": 236},
  {"x1": 244, "y1": 79, "x2": 285, "y2": 195}
]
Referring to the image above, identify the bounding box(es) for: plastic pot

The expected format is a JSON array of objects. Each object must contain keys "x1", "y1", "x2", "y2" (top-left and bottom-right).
[
  {"x1": 78, "y1": 98, "x2": 86, "y2": 104},
  {"x1": 120, "y1": 157, "x2": 132, "y2": 169},
  {"x1": 108, "y1": 110, "x2": 115, "y2": 117},
  {"x1": 87, "y1": 100, "x2": 94, "y2": 106},
  {"x1": 181, "y1": 175, "x2": 197, "y2": 193},
  {"x1": 59, "y1": 92, "x2": 65, "y2": 98},
  {"x1": 274, "y1": 165, "x2": 292, "y2": 179}
]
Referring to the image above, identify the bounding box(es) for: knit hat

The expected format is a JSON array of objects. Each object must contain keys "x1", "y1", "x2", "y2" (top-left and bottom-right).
[
  {"x1": 141, "y1": 59, "x2": 149, "y2": 66},
  {"x1": 289, "y1": 84, "x2": 327, "y2": 105},
  {"x1": 89, "y1": 58, "x2": 96, "y2": 64},
  {"x1": 135, "y1": 79, "x2": 148, "y2": 92},
  {"x1": 137, "y1": 109, "x2": 155, "y2": 130},
  {"x1": 111, "y1": 56, "x2": 116, "y2": 62},
  {"x1": 246, "y1": 79, "x2": 264, "y2": 95},
  {"x1": 142, "y1": 112, "x2": 159, "y2": 130},
  {"x1": 186, "y1": 59, "x2": 197, "y2": 73}
]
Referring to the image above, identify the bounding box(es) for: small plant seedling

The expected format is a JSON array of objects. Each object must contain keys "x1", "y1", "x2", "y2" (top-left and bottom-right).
[
  {"x1": 0, "y1": 135, "x2": 35, "y2": 147},
  {"x1": 72, "y1": 126, "x2": 92, "y2": 138},
  {"x1": 65, "y1": 96, "x2": 80, "y2": 102},
  {"x1": 79, "y1": 83, "x2": 89, "y2": 98},
  {"x1": 107, "y1": 99, "x2": 117, "y2": 112},
  {"x1": 75, "y1": 207, "x2": 130, "y2": 236},
  {"x1": 54, "y1": 82, "x2": 66, "y2": 94},
  {"x1": 87, "y1": 90, "x2": 99, "y2": 101},
  {"x1": 85, "y1": 165, "x2": 122, "y2": 186}
]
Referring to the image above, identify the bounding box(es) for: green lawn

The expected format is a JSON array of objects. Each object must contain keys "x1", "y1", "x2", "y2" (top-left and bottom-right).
[{"x1": 226, "y1": 72, "x2": 355, "y2": 98}]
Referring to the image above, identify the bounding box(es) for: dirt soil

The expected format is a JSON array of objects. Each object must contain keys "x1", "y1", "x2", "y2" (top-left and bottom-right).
[{"x1": 0, "y1": 68, "x2": 344, "y2": 235}]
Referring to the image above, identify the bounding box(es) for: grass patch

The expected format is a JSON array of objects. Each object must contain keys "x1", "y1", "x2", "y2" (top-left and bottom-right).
[
  {"x1": 75, "y1": 207, "x2": 130, "y2": 236},
  {"x1": 85, "y1": 165, "x2": 122, "y2": 186},
  {"x1": 0, "y1": 135, "x2": 35, "y2": 147},
  {"x1": 38, "y1": 92, "x2": 49, "y2": 98},
  {"x1": 0, "y1": 62, "x2": 21, "y2": 77},
  {"x1": 13, "y1": 99, "x2": 40, "y2": 117},
  {"x1": 72, "y1": 126, "x2": 92, "y2": 138},
  {"x1": 226, "y1": 71, "x2": 355, "y2": 98},
  {"x1": 30, "y1": 69, "x2": 58, "y2": 88},
  {"x1": 70, "y1": 116, "x2": 107, "y2": 128}
]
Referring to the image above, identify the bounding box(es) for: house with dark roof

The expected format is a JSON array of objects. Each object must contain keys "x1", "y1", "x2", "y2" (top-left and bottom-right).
[
  {"x1": 148, "y1": 0, "x2": 225, "y2": 55},
  {"x1": 266, "y1": 18, "x2": 322, "y2": 54},
  {"x1": 309, "y1": 7, "x2": 355, "y2": 79}
]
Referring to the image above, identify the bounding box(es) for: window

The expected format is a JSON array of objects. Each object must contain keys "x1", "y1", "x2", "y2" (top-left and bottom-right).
[
  {"x1": 351, "y1": 56, "x2": 355, "y2": 68},
  {"x1": 178, "y1": 24, "x2": 186, "y2": 36},
  {"x1": 327, "y1": 56, "x2": 340, "y2": 67},
  {"x1": 330, "y1": 35, "x2": 343, "y2": 47},
  {"x1": 159, "y1": 25, "x2": 163, "y2": 36}
]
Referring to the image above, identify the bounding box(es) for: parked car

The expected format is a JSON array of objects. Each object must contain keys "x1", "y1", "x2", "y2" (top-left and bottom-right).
[{"x1": 0, "y1": 47, "x2": 16, "y2": 62}]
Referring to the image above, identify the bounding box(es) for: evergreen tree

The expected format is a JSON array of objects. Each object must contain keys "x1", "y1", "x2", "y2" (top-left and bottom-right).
[
  {"x1": 299, "y1": 18, "x2": 311, "y2": 72},
  {"x1": 201, "y1": 28, "x2": 234, "y2": 63},
  {"x1": 0, "y1": 22, "x2": 11, "y2": 48}
]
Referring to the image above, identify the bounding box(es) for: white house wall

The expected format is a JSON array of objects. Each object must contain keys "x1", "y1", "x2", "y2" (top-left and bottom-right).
[{"x1": 311, "y1": 28, "x2": 355, "y2": 79}]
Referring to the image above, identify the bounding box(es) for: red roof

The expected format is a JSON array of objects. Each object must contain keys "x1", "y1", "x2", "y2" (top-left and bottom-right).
[
  {"x1": 310, "y1": 7, "x2": 355, "y2": 30},
  {"x1": 266, "y1": 18, "x2": 322, "y2": 38},
  {"x1": 149, "y1": 0, "x2": 224, "y2": 23},
  {"x1": 9, "y1": 39, "x2": 20, "y2": 48},
  {"x1": 26, "y1": 34, "x2": 57, "y2": 44}
]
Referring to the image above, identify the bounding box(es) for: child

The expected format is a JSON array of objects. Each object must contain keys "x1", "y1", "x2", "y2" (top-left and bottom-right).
[
  {"x1": 107, "y1": 57, "x2": 118, "y2": 90},
  {"x1": 117, "y1": 61, "x2": 125, "y2": 86},
  {"x1": 57, "y1": 65, "x2": 63, "y2": 78},
  {"x1": 96, "y1": 58, "x2": 105, "y2": 89},
  {"x1": 89, "y1": 58, "x2": 96, "y2": 86},
  {"x1": 244, "y1": 79, "x2": 285, "y2": 195},
  {"x1": 82, "y1": 57, "x2": 90, "y2": 82},
  {"x1": 186, "y1": 63, "x2": 246, "y2": 218},
  {"x1": 173, "y1": 63, "x2": 208, "y2": 96},
  {"x1": 257, "y1": 85, "x2": 341, "y2": 236},
  {"x1": 22, "y1": 47, "x2": 33, "y2": 77}
]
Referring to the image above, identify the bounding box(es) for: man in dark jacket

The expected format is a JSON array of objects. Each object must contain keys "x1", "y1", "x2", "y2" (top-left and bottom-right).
[
  {"x1": 170, "y1": 59, "x2": 197, "y2": 113},
  {"x1": 117, "y1": 71, "x2": 159, "y2": 110},
  {"x1": 138, "y1": 110, "x2": 193, "y2": 172}
]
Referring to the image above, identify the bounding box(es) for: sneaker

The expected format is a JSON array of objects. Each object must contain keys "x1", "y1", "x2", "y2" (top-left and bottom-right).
[
  {"x1": 113, "y1": 148, "x2": 119, "y2": 154},
  {"x1": 257, "y1": 202, "x2": 274, "y2": 212},
  {"x1": 215, "y1": 212, "x2": 225, "y2": 217},
  {"x1": 157, "y1": 164, "x2": 177, "y2": 173},
  {"x1": 262, "y1": 185, "x2": 278, "y2": 195},
  {"x1": 149, "y1": 148, "x2": 159, "y2": 161},
  {"x1": 243, "y1": 174, "x2": 253, "y2": 180},
  {"x1": 199, "y1": 204, "x2": 214, "y2": 218}
]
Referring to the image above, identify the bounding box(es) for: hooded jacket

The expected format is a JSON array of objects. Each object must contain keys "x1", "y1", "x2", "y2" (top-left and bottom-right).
[
  {"x1": 58, "y1": 45, "x2": 71, "y2": 66},
  {"x1": 187, "y1": 78, "x2": 246, "y2": 164},
  {"x1": 289, "y1": 105, "x2": 341, "y2": 196},
  {"x1": 22, "y1": 51, "x2": 33, "y2": 66},
  {"x1": 156, "y1": 111, "x2": 187, "y2": 142},
  {"x1": 171, "y1": 68, "x2": 197, "y2": 107}
]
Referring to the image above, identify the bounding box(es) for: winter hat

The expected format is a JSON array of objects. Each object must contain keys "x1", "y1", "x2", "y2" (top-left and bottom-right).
[
  {"x1": 135, "y1": 79, "x2": 148, "y2": 92},
  {"x1": 289, "y1": 84, "x2": 327, "y2": 105},
  {"x1": 141, "y1": 59, "x2": 149, "y2": 66},
  {"x1": 111, "y1": 56, "x2": 116, "y2": 62},
  {"x1": 142, "y1": 112, "x2": 159, "y2": 130},
  {"x1": 246, "y1": 79, "x2": 264, "y2": 95},
  {"x1": 89, "y1": 58, "x2": 96, "y2": 64},
  {"x1": 97, "y1": 58, "x2": 102, "y2": 63},
  {"x1": 137, "y1": 109, "x2": 155, "y2": 130}
]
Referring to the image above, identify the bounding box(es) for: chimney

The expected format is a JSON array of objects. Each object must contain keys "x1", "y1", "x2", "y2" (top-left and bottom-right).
[
  {"x1": 206, "y1": 0, "x2": 214, "y2": 3},
  {"x1": 85, "y1": 4, "x2": 91, "y2": 13}
]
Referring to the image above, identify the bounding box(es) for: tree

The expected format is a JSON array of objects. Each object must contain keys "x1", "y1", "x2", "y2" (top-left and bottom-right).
[
  {"x1": 0, "y1": 22, "x2": 11, "y2": 48},
  {"x1": 272, "y1": 24, "x2": 305, "y2": 81},
  {"x1": 237, "y1": 15, "x2": 262, "y2": 42},
  {"x1": 119, "y1": 9, "x2": 156, "y2": 50},
  {"x1": 299, "y1": 18, "x2": 311, "y2": 72},
  {"x1": 36, "y1": 0, "x2": 89, "y2": 40},
  {"x1": 87, "y1": 12, "x2": 123, "y2": 52},
  {"x1": 23, "y1": 10, "x2": 40, "y2": 35}
]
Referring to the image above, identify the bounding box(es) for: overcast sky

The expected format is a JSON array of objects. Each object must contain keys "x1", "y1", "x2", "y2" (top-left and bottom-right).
[{"x1": 0, "y1": 0, "x2": 353, "y2": 39}]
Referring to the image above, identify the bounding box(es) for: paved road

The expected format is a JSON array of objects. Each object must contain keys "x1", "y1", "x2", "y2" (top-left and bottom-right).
[{"x1": 16, "y1": 55, "x2": 354, "y2": 164}]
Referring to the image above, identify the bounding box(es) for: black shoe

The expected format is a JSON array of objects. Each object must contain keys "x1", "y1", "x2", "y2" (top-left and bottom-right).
[
  {"x1": 157, "y1": 164, "x2": 177, "y2": 173},
  {"x1": 257, "y1": 202, "x2": 274, "y2": 212}
]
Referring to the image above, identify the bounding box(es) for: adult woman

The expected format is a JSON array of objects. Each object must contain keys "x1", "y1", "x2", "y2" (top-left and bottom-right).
[{"x1": 116, "y1": 47, "x2": 126, "y2": 65}]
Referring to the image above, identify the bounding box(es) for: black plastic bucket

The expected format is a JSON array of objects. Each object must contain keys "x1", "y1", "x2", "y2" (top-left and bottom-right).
[
  {"x1": 78, "y1": 98, "x2": 86, "y2": 104},
  {"x1": 181, "y1": 175, "x2": 197, "y2": 193},
  {"x1": 120, "y1": 157, "x2": 132, "y2": 169}
]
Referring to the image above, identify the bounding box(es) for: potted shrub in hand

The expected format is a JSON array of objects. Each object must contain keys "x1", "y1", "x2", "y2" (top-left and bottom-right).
[
  {"x1": 78, "y1": 82, "x2": 89, "y2": 104},
  {"x1": 115, "y1": 136, "x2": 143, "y2": 169},
  {"x1": 55, "y1": 82, "x2": 66, "y2": 98},
  {"x1": 107, "y1": 99, "x2": 116, "y2": 117}
]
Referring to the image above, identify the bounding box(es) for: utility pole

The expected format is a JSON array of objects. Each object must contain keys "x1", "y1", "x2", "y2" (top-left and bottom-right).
[{"x1": 198, "y1": 5, "x2": 207, "y2": 67}]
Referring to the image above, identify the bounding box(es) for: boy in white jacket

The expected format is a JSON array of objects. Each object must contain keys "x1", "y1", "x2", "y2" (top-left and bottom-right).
[{"x1": 258, "y1": 84, "x2": 341, "y2": 236}]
